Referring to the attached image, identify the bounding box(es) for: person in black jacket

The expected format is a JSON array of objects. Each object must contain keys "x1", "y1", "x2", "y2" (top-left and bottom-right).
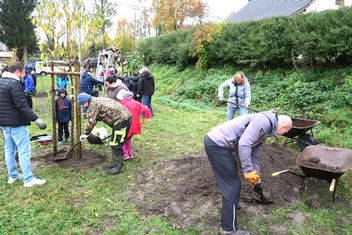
[
  {"x1": 128, "y1": 72, "x2": 140, "y2": 102},
  {"x1": 137, "y1": 67, "x2": 155, "y2": 116},
  {"x1": 0, "y1": 63, "x2": 47, "y2": 188}
]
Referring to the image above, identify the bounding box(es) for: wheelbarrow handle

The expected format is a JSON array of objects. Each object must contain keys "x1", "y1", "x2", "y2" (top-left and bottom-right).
[
  {"x1": 329, "y1": 179, "x2": 337, "y2": 192},
  {"x1": 271, "y1": 169, "x2": 305, "y2": 178}
]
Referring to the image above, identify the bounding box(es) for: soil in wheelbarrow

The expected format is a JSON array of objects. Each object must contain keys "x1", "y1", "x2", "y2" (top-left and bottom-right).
[{"x1": 131, "y1": 142, "x2": 309, "y2": 232}]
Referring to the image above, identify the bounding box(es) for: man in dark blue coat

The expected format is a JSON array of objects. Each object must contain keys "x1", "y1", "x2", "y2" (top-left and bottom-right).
[{"x1": 80, "y1": 69, "x2": 103, "y2": 97}]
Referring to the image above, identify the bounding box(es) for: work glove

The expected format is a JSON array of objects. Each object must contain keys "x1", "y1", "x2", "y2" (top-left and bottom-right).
[
  {"x1": 34, "y1": 118, "x2": 46, "y2": 129},
  {"x1": 80, "y1": 133, "x2": 89, "y2": 141},
  {"x1": 244, "y1": 170, "x2": 260, "y2": 185},
  {"x1": 218, "y1": 97, "x2": 224, "y2": 102}
]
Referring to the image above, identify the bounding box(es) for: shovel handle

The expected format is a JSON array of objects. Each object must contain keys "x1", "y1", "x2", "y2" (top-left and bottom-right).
[{"x1": 225, "y1": 100, "x2": 261, "y2": 113}]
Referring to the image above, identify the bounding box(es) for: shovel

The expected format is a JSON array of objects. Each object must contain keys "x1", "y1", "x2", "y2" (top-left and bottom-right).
[
  {"x1": 222, "y1": 99, "x2": 280, "y2": 113},
  {"x1": 253, "y1": 184, "x2": 273, "y2": 204}
]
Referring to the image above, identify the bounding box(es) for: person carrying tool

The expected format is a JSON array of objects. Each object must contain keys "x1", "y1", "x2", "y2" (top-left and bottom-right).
[
  {"x1": 204, "y1": 111, "x2": 292, "y2": 235},
  {"x1": 218, "y1": 71, "x2": 251, "y2": 120},
  {"x1": 77, "y1": 93, "x2": 132, "y2": 175}
]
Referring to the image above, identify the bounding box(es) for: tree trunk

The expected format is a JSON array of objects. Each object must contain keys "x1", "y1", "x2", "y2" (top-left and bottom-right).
[{"x1": 23, "y1": 45, "x2": 28, "y2": 64}]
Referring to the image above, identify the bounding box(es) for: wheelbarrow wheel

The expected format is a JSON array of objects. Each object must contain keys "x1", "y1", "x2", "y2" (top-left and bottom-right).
[{"x1": 298, "y1": 134, "x2": 317, "y2": 151}]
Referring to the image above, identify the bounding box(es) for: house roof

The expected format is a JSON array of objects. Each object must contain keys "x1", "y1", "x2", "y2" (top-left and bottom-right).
[{"x1": 229, "y1": 0, "x2": 315, "y2": 23}]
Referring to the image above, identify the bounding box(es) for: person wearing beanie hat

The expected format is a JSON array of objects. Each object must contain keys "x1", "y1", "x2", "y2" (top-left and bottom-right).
[
  {"x1": 78, "y1": 94, "x2": 132, "y2": 175},
  {"x1": 120, "y1": 91, "x2": 152, "y2": 160},
  {"x1": 77, "y1": 92, "x2": 92, "y2": 105},
  {"x1": 56, "y1": 87, "x2": 72, "y2": 144}
]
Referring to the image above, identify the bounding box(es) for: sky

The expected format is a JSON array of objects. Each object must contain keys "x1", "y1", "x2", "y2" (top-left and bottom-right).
[{"x1": 109, "y1": 0, "x2": 352, "y2": 36}]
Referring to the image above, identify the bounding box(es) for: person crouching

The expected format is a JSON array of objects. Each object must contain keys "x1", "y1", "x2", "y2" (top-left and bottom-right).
[{"x1": 77, "y1": 93, "x2": 132, "y2": 175}]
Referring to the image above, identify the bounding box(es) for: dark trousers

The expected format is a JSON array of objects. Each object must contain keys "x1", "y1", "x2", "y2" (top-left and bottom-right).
[
  {"x1": 58, "y1": 122, "x2": 69, "y2": 141},
  {"x1": 204, "y1": 135, "x2": 241, "y2": 232},
  {"x1": 26, "y1": 96, "x2": 33, "y2": 109},
  {"x1": 110, "y1": 117, "x2": 132, "y2": 167}
]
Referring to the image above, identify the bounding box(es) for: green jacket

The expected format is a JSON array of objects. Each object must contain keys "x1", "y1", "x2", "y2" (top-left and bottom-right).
[{"x1": 84, "y1": 97, "x2": 131, "y2": 134}]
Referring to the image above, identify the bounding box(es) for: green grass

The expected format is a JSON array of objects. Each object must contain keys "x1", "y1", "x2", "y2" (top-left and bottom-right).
[{"x1": 0, "y1": 73, "x2": 351, "y2": 235}]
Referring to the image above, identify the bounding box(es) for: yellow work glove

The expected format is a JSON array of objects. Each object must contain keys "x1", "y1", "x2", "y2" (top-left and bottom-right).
[{"x1": 244, "y1": 170, "x2": 260, "y2": 185}]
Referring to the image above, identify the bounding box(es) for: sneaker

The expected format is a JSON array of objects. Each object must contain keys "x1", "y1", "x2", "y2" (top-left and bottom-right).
[
  {"x1": 66, "y1": 137, "x2": 71, "y2": 142},
  {"x1": 123, "y1": 154, "x2": 130, "y2": 161},
  {"x1": 219, "y1": 227, "x2": 250, "y2": 235},
  {"x1": 23, "y1": 177, "x2": 46, "y2": 188},
  {"x1": 58, "y1": 141, "x2": 63, "y2": 145},
  {"x1": 8, "y1": 174, "x2": 24, "y2": 184}
]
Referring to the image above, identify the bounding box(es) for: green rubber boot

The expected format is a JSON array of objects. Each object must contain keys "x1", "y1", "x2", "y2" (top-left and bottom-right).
[{"x1": 106, "y1": 154, "x2": 124, "y2": 175}]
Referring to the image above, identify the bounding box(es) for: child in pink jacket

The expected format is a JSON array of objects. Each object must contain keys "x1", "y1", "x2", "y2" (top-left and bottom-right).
[{"x1": 120, "y1": 91, "x2": 152, "y2": 160}]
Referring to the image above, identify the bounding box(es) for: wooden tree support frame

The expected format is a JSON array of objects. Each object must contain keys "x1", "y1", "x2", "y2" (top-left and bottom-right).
[{"x1": 48, "y1": 61, "x2": 82, "y2": 159}]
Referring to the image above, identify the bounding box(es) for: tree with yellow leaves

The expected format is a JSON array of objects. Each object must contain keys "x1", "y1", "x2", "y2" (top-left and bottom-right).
[{"x1": 152, "y1": 0, "x2": 206, "y2": 34}]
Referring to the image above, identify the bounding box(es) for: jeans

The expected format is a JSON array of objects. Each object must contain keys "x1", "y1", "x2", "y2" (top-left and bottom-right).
[
  {"x1": 142, "y1": 95, "x2": 153, "y2": 116},
  {"x1": 0, "y1": 126, "x2": 34, "y2": 183},
  {"x1": 227, "y1": 105, "x2": 248, "y2": 120}
]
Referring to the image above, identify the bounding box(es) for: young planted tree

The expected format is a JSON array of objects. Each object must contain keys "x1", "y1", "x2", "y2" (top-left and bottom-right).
[
  {"x1": 0, "y1": 0, "x2": 38, "y2": 63},
  {"x1": 34, "y1": 0, "x2": 101, "y2": 62}
]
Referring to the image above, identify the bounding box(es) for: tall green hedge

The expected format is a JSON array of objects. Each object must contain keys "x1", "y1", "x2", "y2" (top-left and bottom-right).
[{"x1": 137, "y1": 7, "x2": 352, "y2": 69}]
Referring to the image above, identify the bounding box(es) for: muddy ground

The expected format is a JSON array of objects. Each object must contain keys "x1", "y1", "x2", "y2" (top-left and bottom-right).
[{"x1": 42, "y1": 142, "x2": 341, "y2": 234}]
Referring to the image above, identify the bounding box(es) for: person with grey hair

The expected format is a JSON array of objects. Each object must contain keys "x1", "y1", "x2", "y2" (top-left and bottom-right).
[
  {"x1": 120, "y1": 91, "x2": 152, "y2": 160},
  {"x1": 204, "y1": 112, "x2": 292, "y2": 235}
]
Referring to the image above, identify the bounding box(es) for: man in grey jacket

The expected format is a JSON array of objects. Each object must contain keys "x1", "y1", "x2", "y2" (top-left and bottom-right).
[
  {"x1": 0, "y1": 63, "x2": 47, "y2": 187},
  {"x1": 204, "y1": 111, "x2": 292, "y2": 235}
]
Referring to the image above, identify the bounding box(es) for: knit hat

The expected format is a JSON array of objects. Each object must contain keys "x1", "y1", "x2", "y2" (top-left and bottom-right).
[
  {"x1": 77, "y1": 93, "x2": 91, "y2": 105},
  {"x1": 58, "y1": 86, "x2": 67, "y2": 95},
  {"x1": 139, "y1": 67, "x2": 148, "y2": 74}
]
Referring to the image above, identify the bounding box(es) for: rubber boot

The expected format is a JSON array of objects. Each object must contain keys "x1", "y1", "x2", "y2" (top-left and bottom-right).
[
  {"x1": 106, "y1": 154, "x2": 124, "y2": 175},
  {"x1": 102, "y1": 163, "x2": 115, "y2": 169}
]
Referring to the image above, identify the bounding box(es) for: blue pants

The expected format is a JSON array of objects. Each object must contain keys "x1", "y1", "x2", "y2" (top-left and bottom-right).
[
  {"x1": 227, "y1": 105, "x2": 248, "y2": 120},
  {"x1": 141, "y1": 94, "x2": 153, "y2": 116},
  {"x1": 0, "y1": 126, "x2": 34, "y2": 183},
  {"x1": 204, "y1": 135, "x2": 241, "y2": 232}
]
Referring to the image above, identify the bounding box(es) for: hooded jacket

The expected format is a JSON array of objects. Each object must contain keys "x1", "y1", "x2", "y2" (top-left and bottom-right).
[
  {"x1": 56, "y1": 87, "x2": 72, "y2": 123},
  {"x1": 0, "y1": 72, "x2": 38, "y2": 126},
  {"x1": 137, "y1": 71, "x2": 155, "y2": 96},
  {"x1": 120, "y1": 98, "x2": 152, "y2": 137}
]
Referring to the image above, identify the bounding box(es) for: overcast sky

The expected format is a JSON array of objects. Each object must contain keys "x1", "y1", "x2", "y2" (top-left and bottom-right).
[{"x1": 108, "y1": 0, "x2": 352, "y2": 36}]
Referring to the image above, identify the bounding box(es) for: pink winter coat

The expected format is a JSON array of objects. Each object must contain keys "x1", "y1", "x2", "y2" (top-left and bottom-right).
[{"x1": 120, "y1": 98, "x2": 152, "y2": 137}]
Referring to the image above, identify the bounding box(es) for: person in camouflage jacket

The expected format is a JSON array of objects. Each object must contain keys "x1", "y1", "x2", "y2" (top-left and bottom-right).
[{"x1": 77, "y1": 93, "x2": 132, "y2": 175}]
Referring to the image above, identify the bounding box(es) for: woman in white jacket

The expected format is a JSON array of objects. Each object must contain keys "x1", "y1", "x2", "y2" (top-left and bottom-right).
[{"x1": 218, "y1": 71, "x2": 251, "y2": 120}]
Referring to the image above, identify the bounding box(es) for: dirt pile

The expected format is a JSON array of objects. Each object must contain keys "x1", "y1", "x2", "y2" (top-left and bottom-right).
[{"x1": 132, "y1": 143, "x2": 304, "y2": 231}]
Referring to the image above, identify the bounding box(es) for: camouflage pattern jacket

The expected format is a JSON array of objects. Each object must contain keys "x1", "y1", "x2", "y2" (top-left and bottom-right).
[{"x1": 84, "y1": 97, "x2": 131, "y2": 134}]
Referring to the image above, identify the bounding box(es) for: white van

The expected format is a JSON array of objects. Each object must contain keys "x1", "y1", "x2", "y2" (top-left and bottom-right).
[{"x1": 25, "y1": 60, "x2": 73, "y2": 76}]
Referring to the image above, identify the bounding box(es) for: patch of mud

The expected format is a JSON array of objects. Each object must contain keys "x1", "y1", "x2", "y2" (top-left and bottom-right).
[
  {"x1": 43, "y1": 148, "x2": 107, "y2": 168},
  {"x1": 33, "y1": 92, "x2": 48, "y2": 98},
  {"x1": 132, "y1": 143, "x2": 304, "y2": 231}
]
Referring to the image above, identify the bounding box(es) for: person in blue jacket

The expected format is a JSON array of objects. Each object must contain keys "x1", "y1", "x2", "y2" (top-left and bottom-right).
[
  {"x1": 22, "y1": 70, "x2": 35, "y2": 109},
  {"x1": 80, "y1": 69, "x2": 104, "y2": 116},
  {"x1": 204, "y1": 112, "x2": 292, "y2": 235},
  {"x1": 80, "y1": 69, "x2": 104, "y2": 97},
  {"x1": 55, "y1": 87, "x2": 72, "y2": 144}
]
